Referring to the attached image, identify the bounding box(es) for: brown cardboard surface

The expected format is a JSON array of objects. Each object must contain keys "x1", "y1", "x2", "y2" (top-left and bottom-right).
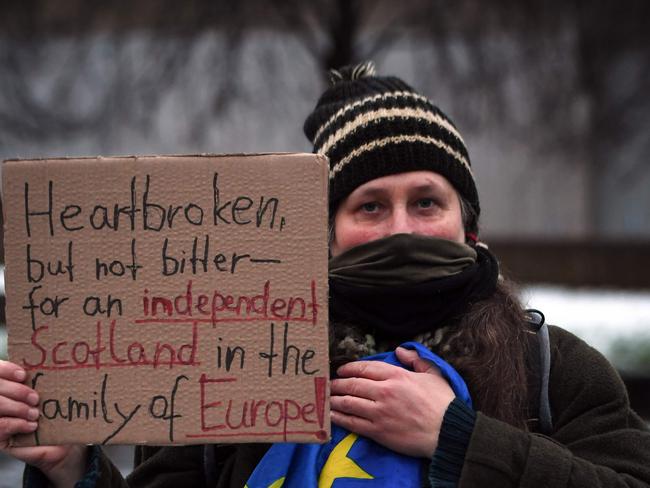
[{"x1": 2, "y1": 154, "x2": 330, "y2": 446}]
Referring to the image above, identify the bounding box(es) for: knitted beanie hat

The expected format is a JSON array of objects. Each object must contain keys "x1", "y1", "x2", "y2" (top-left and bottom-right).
[{"x1": 304, "y1": 61, "x2": 479, "y2": 218}]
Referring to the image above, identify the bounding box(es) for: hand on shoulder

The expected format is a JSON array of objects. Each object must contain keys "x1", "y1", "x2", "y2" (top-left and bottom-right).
[{"x1": 329, "y1": 347, "x2": 455, "y2": 458}]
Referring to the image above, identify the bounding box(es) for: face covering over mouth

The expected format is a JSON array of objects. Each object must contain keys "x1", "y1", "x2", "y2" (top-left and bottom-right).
[{"x1": 328, "y1": 233, "x2": 499, "y2": 336}]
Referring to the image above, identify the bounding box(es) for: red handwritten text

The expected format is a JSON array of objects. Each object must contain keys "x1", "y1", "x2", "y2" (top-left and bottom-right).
[
  {"x1": 22, "y1": 320, "x2": 199, "y2": 371},
  {"x1": 140, "y1": 280, "x2": 319, "y2": 325},
  {"x1": 194, "y1": 373, "x2": 328, "y2": 441}
]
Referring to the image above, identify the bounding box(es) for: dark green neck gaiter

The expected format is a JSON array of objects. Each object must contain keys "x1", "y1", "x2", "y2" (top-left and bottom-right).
[
  {"x1": 329, "y1": 233, "x2": 477, "y2": 287},
  {"x1": 328, "y1": 233, "x2": 499, "y2": 337}
]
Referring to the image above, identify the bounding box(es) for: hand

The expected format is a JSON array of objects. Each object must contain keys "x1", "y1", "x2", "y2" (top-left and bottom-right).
[
  {"x1": 0, "y1": 360, "x2": 87, "y2": 487},
  {"x1": 329, "y1": 346, "x2": 455, "y2": 458}
]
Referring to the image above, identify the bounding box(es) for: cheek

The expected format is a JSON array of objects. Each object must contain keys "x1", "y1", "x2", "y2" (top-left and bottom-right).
[
  {"x1": 418, "y1": 215, "x2": 465, "y2": 243},
  {"x1": 429, "y1": 226, "x2": 465, "y2": 243},
  {"x1": 332, "y1": 222, "x2": 382, "y2": 255}
]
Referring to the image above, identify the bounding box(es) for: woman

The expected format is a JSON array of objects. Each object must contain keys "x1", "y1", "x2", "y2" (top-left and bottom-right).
[{"x1": 2, "y1": 61, "x2": 650, "y2": 487}]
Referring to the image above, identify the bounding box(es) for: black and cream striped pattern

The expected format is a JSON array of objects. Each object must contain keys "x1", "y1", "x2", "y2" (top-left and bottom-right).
[{"x1": 304, "y1": 62, "x2": 479, "y2": 217}]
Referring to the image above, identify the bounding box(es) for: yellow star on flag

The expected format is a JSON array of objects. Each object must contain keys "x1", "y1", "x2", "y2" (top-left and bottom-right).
[
  {"x1": 244, "y1": 476, "x2": 285, "y2": 488},
  {"x1": 318, "y1": 433, "x2": 374, "y2": 487}
]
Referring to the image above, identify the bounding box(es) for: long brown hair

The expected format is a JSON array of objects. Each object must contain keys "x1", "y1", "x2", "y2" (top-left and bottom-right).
[
  {"x1": 431, "y1": 279, "x2": 531, "y2": 429},
  {"x1": 329, "y1": 279, "x2": 532, "y2": 430}
]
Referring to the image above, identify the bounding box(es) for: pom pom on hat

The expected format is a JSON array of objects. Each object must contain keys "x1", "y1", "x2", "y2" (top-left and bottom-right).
[{"x1": 328, "y1": 60, "x2": 377, "y2": 84}]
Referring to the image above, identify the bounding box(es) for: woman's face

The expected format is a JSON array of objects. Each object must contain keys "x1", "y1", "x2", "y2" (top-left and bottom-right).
[{"x1": 331, "y1": 171, "x2": 466, "y2": 257}]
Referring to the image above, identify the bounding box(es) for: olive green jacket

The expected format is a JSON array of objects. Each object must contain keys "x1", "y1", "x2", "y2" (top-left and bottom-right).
[{"x1": 25, "y1": 326, "x2": 650, "y2": 487}]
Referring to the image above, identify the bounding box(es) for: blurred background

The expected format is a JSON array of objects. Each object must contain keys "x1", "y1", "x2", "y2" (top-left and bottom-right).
[{"x1": 1, "y1": 0, "x2": 649, "y2": 485}]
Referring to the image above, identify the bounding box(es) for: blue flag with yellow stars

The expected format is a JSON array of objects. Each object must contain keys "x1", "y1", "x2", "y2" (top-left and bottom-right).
[{"x1": 245, "y1": 341, "x2": 472, "y2": 488}]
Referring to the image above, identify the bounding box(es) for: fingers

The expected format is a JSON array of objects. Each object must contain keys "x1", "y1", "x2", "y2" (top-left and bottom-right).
[
  {"x1": 330, "y1": 377, "x2": 379, "y2": 399},
  {"x1": 0, "y1": 395, "x2": 40, "y2": 422},
  {"x1": 331, "y1": 376, "x2": 379, "y2": 423},
  {"x1": 0, "y1": 416, "x2": 38, "y2": 439},
  {"x1": 0, "y1": 361, "x2": 41, "y2": 445},
  {"x1": 330, "y1": 352, "x2": 455, "y2": 459},
  {"x1": 336, "y1": 359, "x2": 405, "y2": 381},
  {"x1": 0, "y1": 378, "x2": 39, "y2": 406},
  {"x1": 330, "y1": 410, "x2": 375, "y2": 437},
  {"x1": 395, "y1": 347, "x2": 441, "y2": 375},
  {"x1": 330, "y1": 394, "x2": 375, "y2": 419},
  {"x1": 0, "y1": 360, "x2": 27, "y2": 382},
  {"x1": 0, "y1": 362, "x2": 40, "y2": 423}
]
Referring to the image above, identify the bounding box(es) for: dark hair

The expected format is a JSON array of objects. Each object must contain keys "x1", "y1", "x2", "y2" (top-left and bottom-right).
[
  {"x1": 329, "y1": 279, "x2": 531, "y2": 430},
  {"x1": 435, "y1": 280, "x2": 531, "y2": 429},
  {"x1": 459, "y1": 193, "x2": 479, "y2": 239}
]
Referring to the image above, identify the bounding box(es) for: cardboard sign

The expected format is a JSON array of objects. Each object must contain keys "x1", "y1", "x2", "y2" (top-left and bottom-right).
[{"x1": 2, "y1": 154, "x2": 330, "y2": 446}]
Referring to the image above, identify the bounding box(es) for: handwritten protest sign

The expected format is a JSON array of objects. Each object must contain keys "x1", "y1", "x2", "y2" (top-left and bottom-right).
[{"x1": 2, "y1": 154, "x2": 330, "y2": 446}]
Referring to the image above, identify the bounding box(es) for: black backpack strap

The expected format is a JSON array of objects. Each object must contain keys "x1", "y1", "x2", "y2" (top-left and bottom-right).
[{"x1": 525, "y1": 309, "x2": 553, "y2": 436}]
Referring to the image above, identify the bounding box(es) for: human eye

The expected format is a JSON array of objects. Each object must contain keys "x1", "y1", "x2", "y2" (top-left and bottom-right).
[
  {"x1": 416, "y1": 198, "x2": 436, "y2": 209},
  {"x1": 360, "y1": 201, "x2": 380, "y2": 213}
]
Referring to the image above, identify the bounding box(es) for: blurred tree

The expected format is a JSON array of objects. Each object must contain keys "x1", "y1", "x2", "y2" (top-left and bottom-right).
[{"x1": 0, "y1": 0, "x2": 649, "y2": 236}]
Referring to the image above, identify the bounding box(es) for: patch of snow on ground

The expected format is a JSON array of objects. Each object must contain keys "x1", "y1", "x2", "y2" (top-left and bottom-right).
[{"x1": 521, "y1": 285, "x2": 650, "y2": 360}]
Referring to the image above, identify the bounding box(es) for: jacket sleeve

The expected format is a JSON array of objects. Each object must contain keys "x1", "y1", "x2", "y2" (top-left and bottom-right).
[{"x1": 459, "y1": 326, "x2": 650, "y2": 488}]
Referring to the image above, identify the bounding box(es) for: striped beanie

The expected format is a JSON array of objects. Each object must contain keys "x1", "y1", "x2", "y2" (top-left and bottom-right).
[{"x1": 304, "y1": 61, "x2": 479, "y2": 218}]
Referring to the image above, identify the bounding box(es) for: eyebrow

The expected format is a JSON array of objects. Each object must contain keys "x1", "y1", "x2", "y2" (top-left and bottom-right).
[
  {"x1": 411, "y1": 182, "x2": 445, "y2": 193},
  {"x1": 352, "y1": 180, "x2": 446, "y2": 198},
  {"x1": 410, "y1": 176, "x2": 447, "y2": 193},
  {"x1": 351, "y1": 187, "x2": 389, "y2": 199}
]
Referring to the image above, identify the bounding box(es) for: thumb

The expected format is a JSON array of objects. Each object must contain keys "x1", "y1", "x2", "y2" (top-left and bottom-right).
[{"x1": 395, "y1": 347, "x2": 440, "y2": 375}]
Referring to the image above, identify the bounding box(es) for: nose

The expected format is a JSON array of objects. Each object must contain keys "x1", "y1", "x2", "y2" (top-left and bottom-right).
[{"x1": 387, "y1": 207, "x2": 412, "y2": 235}]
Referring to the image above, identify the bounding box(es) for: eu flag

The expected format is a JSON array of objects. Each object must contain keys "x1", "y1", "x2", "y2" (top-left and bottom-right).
[{"x1": 245, "y1": 342, "x2": 472, "y2": 487}]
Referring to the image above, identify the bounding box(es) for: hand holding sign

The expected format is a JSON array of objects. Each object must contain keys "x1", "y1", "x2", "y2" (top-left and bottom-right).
[{"x1": 0, "y1": 360, "x2": 88, "y2": 485}]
